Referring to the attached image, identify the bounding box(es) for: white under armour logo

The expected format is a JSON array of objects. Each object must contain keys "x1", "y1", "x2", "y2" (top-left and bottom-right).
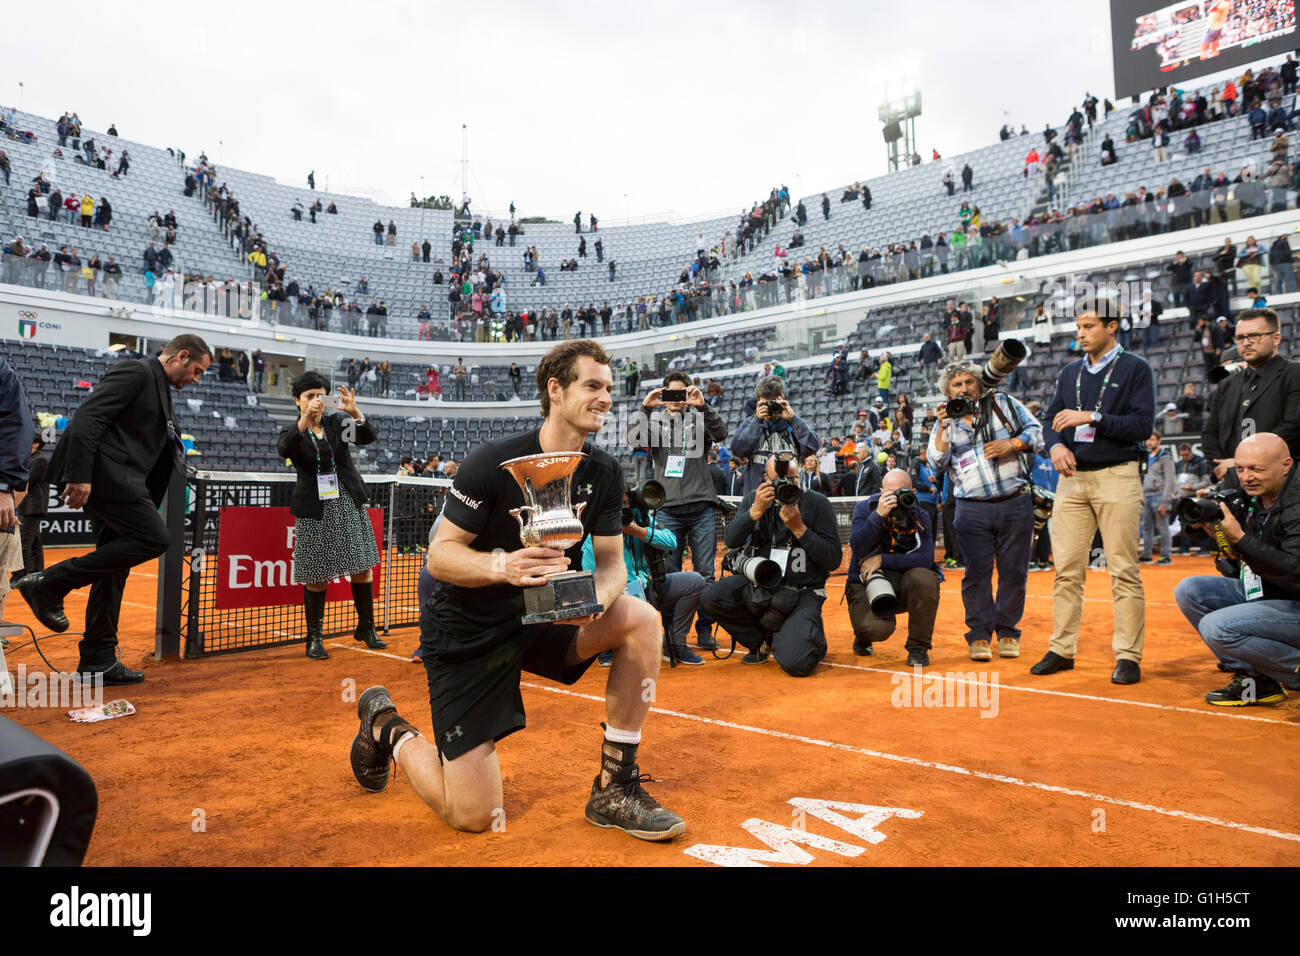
[
  {"x1": 576, "y1": 484, "x2": 592, "y2": 496},
  {"x1": 444, "y1": 725, "x2": 463, "y2": 743}
]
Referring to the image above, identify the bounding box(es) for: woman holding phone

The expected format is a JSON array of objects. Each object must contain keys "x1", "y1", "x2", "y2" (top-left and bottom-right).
[{"x1": 276, "y1": 370, "x2": 384, "y2": 659}]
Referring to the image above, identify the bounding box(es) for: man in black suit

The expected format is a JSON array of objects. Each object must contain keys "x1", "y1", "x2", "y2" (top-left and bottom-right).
[
  {"x1": 1202, "y1": 309, "x2": 1300, "y2": 484},
  {"x1": 15, "y1": 334, "x2": 211, "y2": 684}
]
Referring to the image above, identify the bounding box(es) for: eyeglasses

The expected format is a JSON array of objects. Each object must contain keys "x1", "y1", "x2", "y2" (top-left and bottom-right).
[{"x1": 1233, "y1": 332, "x2": 1274, "y2": 345}]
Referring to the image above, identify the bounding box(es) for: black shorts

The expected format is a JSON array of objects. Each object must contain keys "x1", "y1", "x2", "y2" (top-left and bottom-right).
[{"x1": 419, "y1": 602, "x2": 596, "y2": 761}]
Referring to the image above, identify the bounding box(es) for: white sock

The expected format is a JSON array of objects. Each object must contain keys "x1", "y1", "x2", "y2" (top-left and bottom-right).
[
  {"x1": 392, "y1": 731, "x2": 419, "y2": 763},
  {"x1": 603, "y1": 725, "x2": 641, "y2": 746}
]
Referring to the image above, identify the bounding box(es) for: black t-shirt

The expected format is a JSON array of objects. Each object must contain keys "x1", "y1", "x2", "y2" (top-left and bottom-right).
[{"x1": 433, "y1": 428, "x2": 623, "y2": 634}]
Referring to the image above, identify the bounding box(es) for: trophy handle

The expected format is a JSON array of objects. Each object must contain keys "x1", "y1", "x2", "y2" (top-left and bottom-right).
[
  {"x1": 572, "y1": 501, "x2": 587, "y2": 521},
  {"x1": 509, "y1": 505, "x2": 533, "y2": 537}
]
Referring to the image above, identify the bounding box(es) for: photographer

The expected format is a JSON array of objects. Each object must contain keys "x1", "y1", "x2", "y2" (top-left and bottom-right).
[
  {"x1": 700, "y1": 452, "x2": 842, "y2": 675},
  {"x1": 930, "y1": 348, "x2": 1042, "y2": 662},
  {"x1": 1174, "y1": 433, "x2": 1300, "y2": 706},
  {"x1": 845, "y1": 469, "x2": 941, "y2": 665},
  {"x1": 1201, "y1": 308, "x2": 1300, "y2": 484},
  {"x1": 729, "y1": 376, "x2": 821, "y2": 496},
  {"x1": 585, "y1": 485, "x2": 709, "y2": 667},
  {"x1": 628, "y1": 371, "x2": 728, "y2": 648}
]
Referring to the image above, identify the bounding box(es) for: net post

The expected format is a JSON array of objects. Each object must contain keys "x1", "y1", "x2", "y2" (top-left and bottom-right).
[
  {"x1": 184, "y1": 475, "x2": 207, "y2": 658},
  {"x1": 383, "y1": 481, "x2": 395, "y2": 635},
  {"x1": 154, "y1": 468, "x2": 187, "y2": 660}
]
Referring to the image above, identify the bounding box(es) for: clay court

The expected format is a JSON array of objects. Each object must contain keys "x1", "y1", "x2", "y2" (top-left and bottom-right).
[{"x1": 3, "y1": 547, "x2": 1297, "y2": 867}]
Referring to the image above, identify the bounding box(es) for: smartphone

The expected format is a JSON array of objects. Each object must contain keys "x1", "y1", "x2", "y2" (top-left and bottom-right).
[
  {"x1": 320, "y1": 395, "x2": 341, "y2": 409},
  {"x1": 661, "y1": 388, "x2": 687, "y2": 402}
]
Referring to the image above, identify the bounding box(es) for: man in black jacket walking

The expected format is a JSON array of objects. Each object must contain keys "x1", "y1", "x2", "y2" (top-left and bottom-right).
[{"x1": 14, "y1": 335, "x2": 211, "y2": 684}]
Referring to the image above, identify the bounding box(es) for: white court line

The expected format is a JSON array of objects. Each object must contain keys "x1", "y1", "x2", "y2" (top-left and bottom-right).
[
  {"x1": 330, "y1": 643, "x2": 1300, "y2": 845},
  {"x1": 823, "y1": 660, "x2": 1297, "y2": 727}
]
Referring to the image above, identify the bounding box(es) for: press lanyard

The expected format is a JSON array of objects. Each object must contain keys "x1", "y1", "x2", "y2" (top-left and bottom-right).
[
  {"x1": 307, "y1": 430, "x2": 334, "y2": 473},
  {"x1": 1075, "y1": 347, "x2": 1123, "y2": 412}
]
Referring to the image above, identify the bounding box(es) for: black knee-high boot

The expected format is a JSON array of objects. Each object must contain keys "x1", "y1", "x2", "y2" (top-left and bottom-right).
[
  {"x1": 304, "y1": 586, "x2": 328, "y2": 659},
  {"x1": 351, "y1": 580, "x2": 386, "y2": 649}
]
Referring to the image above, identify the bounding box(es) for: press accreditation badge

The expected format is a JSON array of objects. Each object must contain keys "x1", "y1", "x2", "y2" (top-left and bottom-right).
[
  {"x1": 1241, "y1": 565, "x2": 1264, "y2": 601},
  {"x1": 1074, "y1": 424, "x2": 1096, "y2": 443},
  {"x1": 957, "y1": 452, "x2": 979, "y2": 474},
  {"x1": 664, "y1": 455, "x2": 687, "y2": 478},
  {"x1": 768, "y1": 548, "x2": 791, "y2": 575},
  {"x1": 317, "y1": 472, "x2": 340, "y2": 500},
  {"x1": 625, "y1": 579, "x2": 647, "y2": 601}
]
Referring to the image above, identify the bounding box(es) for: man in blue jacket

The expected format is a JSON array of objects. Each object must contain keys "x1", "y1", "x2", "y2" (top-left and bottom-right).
[
  {"x1": 845, "y1": 469, "x2": 941, "y2": 665},
  {"x1": 586, "y1": 487, "x2": 708, "y2": 667},
  {"x1": 729, "y1": 376, "x2": 821, "y2": 496},
  {"x1": 1032, "y1": 299, "x2": 1155, "y2": 684}
]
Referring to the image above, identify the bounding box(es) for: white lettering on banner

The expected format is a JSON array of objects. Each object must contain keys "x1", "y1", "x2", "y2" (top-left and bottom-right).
[
  {"x1": 683, "y1": 799, "x2": 923, "y2": 867},
  {"x1": 228, "y1": 554, "x2": 252, "y2": 589},
  {"x1": 226, "y1": 554, "x2": 292, "y2": 589},
  {"x1": 255, "y1": 559, "x2": 289, "y2": 588},
  {"x1": 285, "y1": 526, "x2": 296, "y2": 549}
]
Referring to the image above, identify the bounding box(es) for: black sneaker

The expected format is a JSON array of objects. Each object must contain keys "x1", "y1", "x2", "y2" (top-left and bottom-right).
[
  {"x1": 695, "y1": 631, "x2": 719, "y2": 651},
  {"x1": 585, "y1": 766, "x2": 686, "y2": 841},
  {"x1": 741, "y1": 640, "x2": 771, "y2": 664},
  {"x1": 1205, "y1": 673, "x2": 1288, "y2": 706},
  {"x1": 852, "y1": 641, "x2": 874, "y2": 656},
  {"x1": 906, "y1": 648, "x2": 930, "y2": 667},
  {"x1": 350, "y1": 686, "x2": 397, "y2": 793}
]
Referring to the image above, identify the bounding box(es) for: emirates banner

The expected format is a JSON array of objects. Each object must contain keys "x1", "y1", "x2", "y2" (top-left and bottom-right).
[{"x1": 214, "y1": 506, "x2": 383, "y2": 609}]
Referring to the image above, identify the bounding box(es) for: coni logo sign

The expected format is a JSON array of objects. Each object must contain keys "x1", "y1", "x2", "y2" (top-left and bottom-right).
[{"x1": 18, "y1": 311, "x2": 39, "y2": 338}]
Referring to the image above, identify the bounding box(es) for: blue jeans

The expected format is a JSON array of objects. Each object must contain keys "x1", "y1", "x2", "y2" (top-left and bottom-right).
[
  {"x1": 953, "y1": 491, "x2": 1034, "y2": 643},
  {"x1": 373, "y1": 233, "x2": 383, "y2": 245},
  {"x1": 653, "y1": 505, "x2": 718, "y2": 634},
  {"x1": 1140, "y1": 494, "x2": 1171, "y2": 559},
  {"x1": 1141, "y1": 320, "x2": 1159, "y2": 351},
  {"x1": 1272, "y1": 261, "x2": 1297, "y2": 294},
  {"x1": 1174, "y1": 575, "x2": 1300, "y2": 689},
  {"x1": 653, "y1": 571, "x2": 708, "y2": 646}
]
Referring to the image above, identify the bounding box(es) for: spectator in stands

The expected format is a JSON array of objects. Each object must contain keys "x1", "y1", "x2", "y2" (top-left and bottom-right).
[
  {"x1": 961, "y1": 163, "x2": 973, "y2": 191},
  {"x1": 919, "y1": 331, "x2": 943, "y2": 392},
  {"x1": 821, "y1": 193, "x2": 830, "y2": 220},
  {"x1": 942, "y1": 168, "x2": 954, "y2": 195},
  {"x1": 1100, "y1": 134, "x2": 1117, "y2": 166},
  {"x1": 102, "y1": 256, "x2": 121, "y2": 298},
  {"x1": 97, "y1": 196, "x2": 112, "y2": 231},
  {"x1": 1237, "y1": 236, "x2": 1265, "y2": 292},
  {"x1": 85, "y1": 254, "x2": 100, "y2": 297},
  {"x1": 876, "y1": 352, "x2": 893, "y2": 406},
  {"x1": 0, "y1": 150, "x2": 9, "y2": 186},
  {"x1": 372, "y1": 220, "x2": 383, "y2": 245},
  {"x1": 1137, "y1": 288, "x2": 1163, "y2": 352},
  {"x1": 452, "y1": 358, "x2": 467, "y2": 401},
  {"x1": 410, "y1": 241, "x2": 419, "y2": 262},
  {"x1": 114, "y1": 149, "x2": 129, "y2": 177},
  {"x1": 1270, "y1": 234, "x2": 1296, "y2": 293},
  {"x1": 1152, "y1": 123, "x2": 1170, "y2": 163},
  {"x1": 251, "y1": 349, "x2": 265, "y2": 393},
  {"x1": 62, "y1": 248, "x2": 80, "y2": 294},
  {"x1": 386, "y1": 220, "x2": 397, "y2": 246},
  {"x1": 1166, "y1": 250, "x2": 1193, "y2": 306},
  {"x1": 1184, "y1": 128, "x2": 1202, "y2": 154}
]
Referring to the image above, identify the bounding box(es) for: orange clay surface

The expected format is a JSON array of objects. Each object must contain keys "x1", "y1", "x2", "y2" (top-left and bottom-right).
[{"x1": 4, "y1": 547, "x2": 1298, "y2": 866}]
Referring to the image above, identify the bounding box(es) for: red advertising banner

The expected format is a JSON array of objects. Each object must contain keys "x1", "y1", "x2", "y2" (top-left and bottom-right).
[{"x1": 214, "y1": 506, "x2": 383, "y2": 610}]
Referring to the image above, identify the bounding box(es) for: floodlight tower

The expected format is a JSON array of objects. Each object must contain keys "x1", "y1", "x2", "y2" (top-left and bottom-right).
[{"x1": 879, "y1": 90, "x2": 922, "y2": 172}]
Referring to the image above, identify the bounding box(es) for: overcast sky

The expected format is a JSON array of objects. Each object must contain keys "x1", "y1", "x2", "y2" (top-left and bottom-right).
[{"x1": 0, "y1": 0, "x2": 1280, "y2": 224}]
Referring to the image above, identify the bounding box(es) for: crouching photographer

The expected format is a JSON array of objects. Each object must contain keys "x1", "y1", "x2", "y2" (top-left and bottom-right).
[
  {"x1": 700, "y1": 452, "x2": 842, "y2": 675},
  {"x1": 845, "y1": 469, "x2": 941, "y2": 666},
  {"x1": 585, "y1": 480, "x2": 710, "y2": 666},
  {"x1": 1173, "y1": 432, "x2": 1300, "y2": 706}
]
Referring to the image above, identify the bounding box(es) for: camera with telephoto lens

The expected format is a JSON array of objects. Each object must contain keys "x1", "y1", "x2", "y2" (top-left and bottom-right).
[
  {"x1": 722, "y1": 549, "x2": 783, "y2": 588},
  {"x1": 762, "y1": 399, "x2": 785, "y2": 418},
  {"x1": 1174, "y1": 488, "x2": 1250, "y2": 558},
  {"x1": 1174, "y1": 487, "x2": 1249, "y2": 525},
  {"x1": 770, "y1": 455, "x2": 802, "y2": 506}
]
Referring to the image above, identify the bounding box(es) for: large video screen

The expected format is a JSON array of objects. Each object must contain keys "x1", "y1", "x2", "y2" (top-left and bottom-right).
[{"x1": 1111, "y1": 0, "x2": 1297, "y2": 98}]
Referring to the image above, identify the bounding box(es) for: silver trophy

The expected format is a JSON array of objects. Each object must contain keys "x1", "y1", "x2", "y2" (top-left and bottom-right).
[{"x1": 500, "y1": 451, "x2": 603, "y2": 624}]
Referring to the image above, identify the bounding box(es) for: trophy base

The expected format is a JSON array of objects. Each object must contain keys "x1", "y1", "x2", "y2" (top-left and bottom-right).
[{"x1": 522, "y1": 570, "x2": 604, "y2": 625}]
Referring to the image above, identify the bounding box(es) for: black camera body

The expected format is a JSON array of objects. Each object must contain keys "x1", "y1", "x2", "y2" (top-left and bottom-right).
[
  {"x1": 770, "y1": 455, "x2": 803, "y2": 506},
  {"x1": 945, "y1": 396, "x2": 977, "y2": 419},
  {"x1": 762, "y1": 400, "x2": 785, "y2": 419},
  {"x1": 892, "y1": 488, "x2": 917, "y2": 513}
]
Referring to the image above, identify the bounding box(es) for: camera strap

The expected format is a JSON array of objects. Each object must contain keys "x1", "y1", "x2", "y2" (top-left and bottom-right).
[{"x1": 982, "y1": 392, "x2": 1034, "y2": 484}]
